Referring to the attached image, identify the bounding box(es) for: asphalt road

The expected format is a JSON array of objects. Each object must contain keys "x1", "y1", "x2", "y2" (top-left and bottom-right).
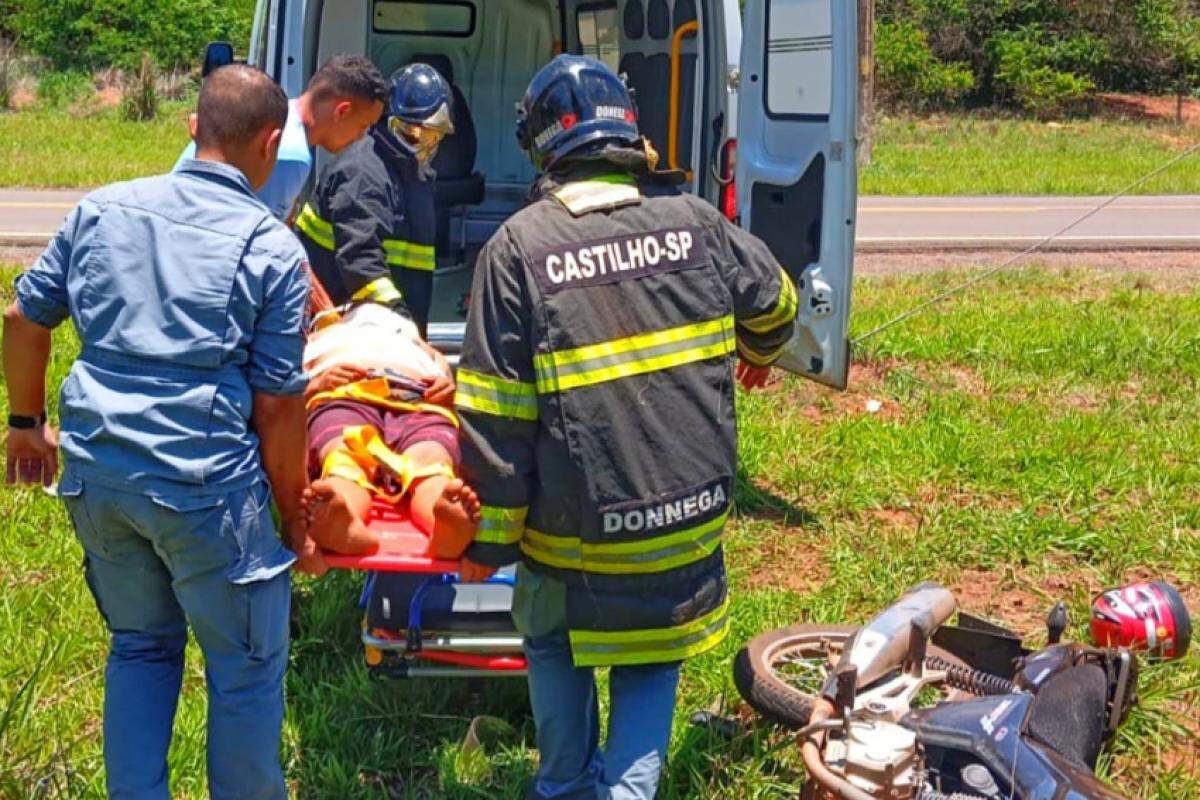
[{"x1": 2, "y1": 189, "x2": 1198, "y2": 251}]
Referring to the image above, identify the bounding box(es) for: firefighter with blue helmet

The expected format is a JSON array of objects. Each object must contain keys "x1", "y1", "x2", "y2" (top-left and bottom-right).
[
  {"x1": 455, "y1": 54, "x2": 799, "y2": 800},
  {"x1": 295, "y1": 62, "x2": 453, "y2": 334}
]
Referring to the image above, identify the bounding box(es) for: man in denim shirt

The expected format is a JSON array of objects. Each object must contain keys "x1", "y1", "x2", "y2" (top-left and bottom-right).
[{"x1": 3, "y1": 66, "x2": 318, "y2": 800}]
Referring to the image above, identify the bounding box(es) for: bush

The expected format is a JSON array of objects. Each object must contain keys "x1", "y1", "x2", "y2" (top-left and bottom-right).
[
  {"x1": 876, "y1": 20, "x2": 975, "y2": 109},
  {"x1": 35, "y1": 69, "x2": 92, "y2": 109},
  {"x1": 119, "y1": 52, "x2": 158, "y2": 121},
  {"x1": 989, "y1": 27, "x2": 1095, "y2": 116},
  {"x1": 8, "y1": 0, "x2": 253, "y2": 71}
]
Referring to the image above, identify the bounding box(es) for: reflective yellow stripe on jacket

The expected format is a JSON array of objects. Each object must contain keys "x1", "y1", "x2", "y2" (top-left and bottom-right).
[
  {"x1": 741, "y1": 270, "x2": 798, "y2": 334},
  {"x1": 296, "y1": 203, "x2": 335, "y2": 250},
  {"x1": 520, "y1": 510, "x2": 729, "y2": 575},
  {"x1": 295, "y1": 203, "x2": 435, "y2": 271},
  {"x1": 384, "y1": 240, "x2": 436, "y2": 272},
  {"x1": 473, "y1": 505, "x2": 528, "y2": 545},
  {"x1": 350, "y1": 276, "x2": 403, "y2": 305},
  {"x1": 533, "y1": 316, "x2": 736, "y2": 393},
  {"x1": 455, "y1": 369, "x2": 539, "y2": 421},
  {"x1": 568, "y1": 595, "x2": 732, "y2": 667}
]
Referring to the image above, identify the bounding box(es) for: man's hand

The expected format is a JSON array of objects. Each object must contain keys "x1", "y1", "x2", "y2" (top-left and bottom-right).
[
  {"x1": 736, "y1": 359, "x2": 772, "y2": 391},
  {"x1": 422, "y1": 374, "x2": 456, "y2": 407},
  {"x1": 6, "y1": 423, "x2": 58, "y2": 486},
  {"x1": 459, "y1": 558, "x2": 497, "y2": 583},
  {"x1": 307, "y1": 364, "x2": 370, "y2": 397}
]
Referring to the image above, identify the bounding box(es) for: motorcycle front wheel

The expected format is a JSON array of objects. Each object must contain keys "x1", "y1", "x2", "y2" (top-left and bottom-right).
[{"x1": 733, "y1": 623, "x2": 968, "y2": 729}]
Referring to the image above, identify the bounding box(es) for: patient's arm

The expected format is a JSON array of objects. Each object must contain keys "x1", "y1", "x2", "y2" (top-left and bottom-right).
[
  {"x1": 416, "y1": 339, "x2": 456, "y2": 407},
  {"x1": 305, "y1": 364, "x2": 371, "y2": 400}
]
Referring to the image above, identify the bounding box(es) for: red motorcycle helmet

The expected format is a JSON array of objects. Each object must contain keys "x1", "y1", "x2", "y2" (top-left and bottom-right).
[{"x1": 1090, "y1": 580, "x2": 1191, "y2": 659}]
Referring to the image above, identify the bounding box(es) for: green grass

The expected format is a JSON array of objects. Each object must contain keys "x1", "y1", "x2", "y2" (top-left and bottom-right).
[
  {"x1": 1, "y1": 263, "x2": 1198, "y2": 797},
  {"x1": 0, "y1": 105, "x2": 191, "y2": 188},
  {"x1": 2, "y1": 105, "x2": 1199, "y2": 195},
  {"x1": 861, "y1": 114, "x2": 1200, "y2": 195}
]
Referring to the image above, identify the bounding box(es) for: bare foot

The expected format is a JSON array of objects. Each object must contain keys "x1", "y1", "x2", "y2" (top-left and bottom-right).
[
  {"x1": 301, "y1": 479, "x2": 380, "y2": 555},
  {"x1": 429, "y1": 478, "x2": 482, "y2": 560}
]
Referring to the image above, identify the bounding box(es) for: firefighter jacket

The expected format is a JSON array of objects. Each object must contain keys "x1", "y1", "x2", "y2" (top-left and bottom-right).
[
  {"x1": 454, "y1": 164, "x2": 798, "y2": 667},
  {"x1": 294, "y1": 126, "x2": 437, "y2": 333}
]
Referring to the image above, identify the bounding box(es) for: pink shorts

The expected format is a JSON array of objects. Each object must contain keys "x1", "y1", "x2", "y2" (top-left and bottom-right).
[{"x1": 307, "y1": 401, "x2": 461, "y2": 475}]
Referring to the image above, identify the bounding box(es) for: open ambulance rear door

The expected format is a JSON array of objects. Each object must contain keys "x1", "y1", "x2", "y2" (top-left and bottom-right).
[{"x1": 736, "y1": 0, "x2": 857, "y2": 389}]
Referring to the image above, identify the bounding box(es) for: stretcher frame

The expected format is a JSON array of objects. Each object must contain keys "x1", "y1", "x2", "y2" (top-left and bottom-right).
[{"x1": 323, "y1": 499, "x2": 528, "y2": 678}]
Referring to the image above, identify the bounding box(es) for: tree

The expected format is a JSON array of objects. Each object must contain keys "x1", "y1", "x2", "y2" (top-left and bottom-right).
[{"x1": 1136, "y1": 0, "x2": 1200, "y2": 124}]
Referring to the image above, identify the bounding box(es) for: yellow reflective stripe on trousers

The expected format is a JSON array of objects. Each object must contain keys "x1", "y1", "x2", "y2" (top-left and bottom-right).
[
  {"x1": 569, "y1": 595, "x2": 731, "y2": 666},
  {"x1": 383, "y1": 239, "x2": 436, "y2": 271},
  {"x1": 533, "y1": 316, "x2": 736, "y2": 393},
  {"x1": 296, "y1": 203, "x2": 335, "y2": 250},
  {"x1": 351, "y1": 276, "x2": 402, "y2": 304},
  {"x1": 520, "y1": 511, "x2": 727, "y2": 575},
  {"x1": 741, "y1": 270, "x2": 798, "y2": 334},
  {"x1": 455, "y1": 369, "x2": 539, "y2": 421},
  {"x1": 474, "y1": 505, "x2": 528, "y2": 545}
]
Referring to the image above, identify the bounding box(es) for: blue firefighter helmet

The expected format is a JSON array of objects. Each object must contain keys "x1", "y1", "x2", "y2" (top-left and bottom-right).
[
  {"x1": 389, "y1": 63, "x2": 454, "y2": 131},
  {"x1": 388, "y1": 63, "x2": 454, "y2": 165},
  {"x1": 516, "y1": 54, "x2": 639, "y2": 170}
]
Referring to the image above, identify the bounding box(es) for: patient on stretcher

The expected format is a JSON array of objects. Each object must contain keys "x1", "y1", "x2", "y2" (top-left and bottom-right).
[{"x1": 299, "y1": 302, "x2": 480, "y2": 558}]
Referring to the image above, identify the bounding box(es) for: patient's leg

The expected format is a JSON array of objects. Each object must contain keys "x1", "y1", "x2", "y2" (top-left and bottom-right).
[
  {"x1": 301, "y1": 437, "x2": 380, "y2": 555},
  {"x1": 405, "y1": 441, "x2": 482, "y2": 559}
]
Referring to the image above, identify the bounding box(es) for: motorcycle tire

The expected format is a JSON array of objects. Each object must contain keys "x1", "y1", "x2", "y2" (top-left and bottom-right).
[{"x1": 733, "y1": 623, "x2": 969, "y2": 729}]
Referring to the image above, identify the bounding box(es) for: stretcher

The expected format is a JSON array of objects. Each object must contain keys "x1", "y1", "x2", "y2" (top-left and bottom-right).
[{"x1": 323, "y1": 499, "x2": 526, "y2": 679}]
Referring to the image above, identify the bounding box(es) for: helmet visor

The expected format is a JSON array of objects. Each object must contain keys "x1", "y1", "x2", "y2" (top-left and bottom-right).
[{"x1": 389, "y1": 117, "x2": 450, "y2": 165}]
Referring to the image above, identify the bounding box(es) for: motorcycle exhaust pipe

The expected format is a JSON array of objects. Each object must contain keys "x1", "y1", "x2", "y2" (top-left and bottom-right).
[{"x1": 823, "y1": 582, "x2": 957, "y2": 697}]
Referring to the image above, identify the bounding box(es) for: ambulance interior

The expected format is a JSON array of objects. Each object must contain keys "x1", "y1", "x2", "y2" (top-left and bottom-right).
[{"x1": 310, "y1": 0, "x2": 722, "y2": 351}]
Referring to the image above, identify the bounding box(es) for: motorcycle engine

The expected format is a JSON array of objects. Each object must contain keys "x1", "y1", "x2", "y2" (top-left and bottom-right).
[{"x1": 806, "y1": 719, "x2": 920, "y2": 799}]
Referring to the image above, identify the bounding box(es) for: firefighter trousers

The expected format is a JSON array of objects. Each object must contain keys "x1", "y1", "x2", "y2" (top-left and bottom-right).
[{"x1": 516, "y1": 567, "x2": 682, "y2": 800}]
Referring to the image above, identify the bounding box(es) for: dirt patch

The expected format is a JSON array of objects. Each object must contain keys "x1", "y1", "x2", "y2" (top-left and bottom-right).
[
  {"x1": 1095, "y1": 92, "x2": 1200, "y2": 128},
  {"x1": 1058, "y1": 390, "x2": 1102, "y2": 412},
  {"x1": 950, "y1": 558, "x2": 1099, "y2": 639},
  {"x1": 93, "y1": 86, "x2": 123, "y2": 110},
  {"x1": 916, "y1": 484, "x2": 1021, "y2": 513},
  {"x1": 0, "y1": 245, "x2": 47, "y2": 267},
  {"x1": 10, "y1": 86, "x2": 36, "y2": 110},
  {"x1": 745, "y1": 529, "x2": 830, "y2": 596},
  {"x1": 763, "y1": 357, "x2": 907, "y2": 423},
  {"x1": 909, "y1": 362, "x2": 988, "y2": 397}
]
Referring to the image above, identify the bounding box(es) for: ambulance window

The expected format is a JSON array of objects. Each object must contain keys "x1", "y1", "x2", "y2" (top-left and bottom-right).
[
  {"x1": 578, "y1": 3, "x2": 621, "y2": 72},
  {"x1": 765, "y1": 0, "x2": 832, "y2": 118},
  {"x1": 373, "y1": 1, "x2": 476, "y2": 36}
]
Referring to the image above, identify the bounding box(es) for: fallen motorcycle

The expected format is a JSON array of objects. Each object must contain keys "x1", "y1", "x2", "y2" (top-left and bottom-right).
[{"x1": 733, "y1": 581, "x2": 1191, "y2": 799}]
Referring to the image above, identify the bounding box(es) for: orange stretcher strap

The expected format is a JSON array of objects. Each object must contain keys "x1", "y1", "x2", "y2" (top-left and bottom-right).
[{"x1": 335, "y1": 425, "x2": 455, "y2": 503}]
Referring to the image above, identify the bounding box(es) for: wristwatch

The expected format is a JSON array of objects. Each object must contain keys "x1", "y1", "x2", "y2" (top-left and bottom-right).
[{"x1": 8, "y1": 412, "x2": 46, "y2": 429}]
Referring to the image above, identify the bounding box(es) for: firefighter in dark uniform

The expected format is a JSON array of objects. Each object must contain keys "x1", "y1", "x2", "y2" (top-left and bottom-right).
[
  {"x1": 454, "y1": 55, "x2": 799, "y2": 800},
  {"x1": 295, "y1": 63, "x2": 453, "y2": 334}
]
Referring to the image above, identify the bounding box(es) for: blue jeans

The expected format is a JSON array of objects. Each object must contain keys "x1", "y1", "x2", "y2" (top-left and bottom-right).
[
  {"x1": 60, "y1": 475, "x2": 295, "y2": 800},
  {"x1": 514, "y1": 569, "x2": 681, "y2": 800}
]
